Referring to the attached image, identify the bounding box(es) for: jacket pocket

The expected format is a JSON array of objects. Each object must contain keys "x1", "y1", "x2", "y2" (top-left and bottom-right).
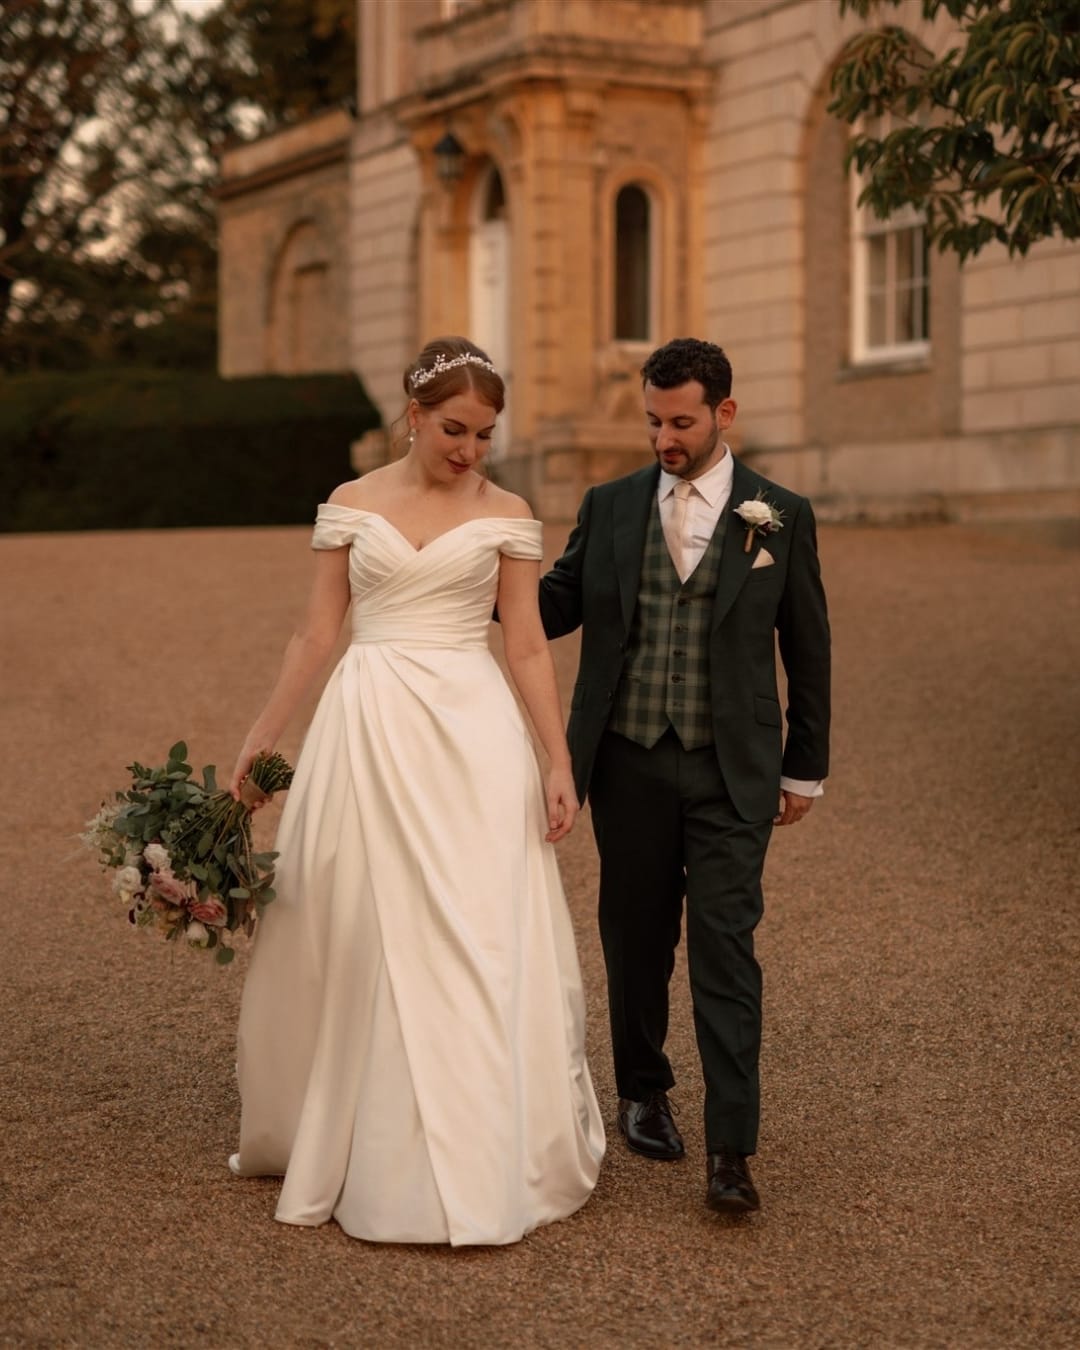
[{"x1": 754, "y1": 695, "x2": 782, "y2": 727}]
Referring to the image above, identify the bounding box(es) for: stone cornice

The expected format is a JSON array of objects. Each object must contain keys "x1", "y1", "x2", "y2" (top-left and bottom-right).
[
  {"x1": 217, "y1": 106, "x2": 354, "y2": 201},
  {"x1": 395, "y1": 44, "x2": 710, "y2": 130},
  {"x1": 215, "y1": 137, "x2": 350, "y2": 203}
]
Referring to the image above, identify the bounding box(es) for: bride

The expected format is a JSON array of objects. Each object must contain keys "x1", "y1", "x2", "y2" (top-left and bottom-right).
[{"x1": 226, "y1": 336, "x2": 605, "y2": 1245}]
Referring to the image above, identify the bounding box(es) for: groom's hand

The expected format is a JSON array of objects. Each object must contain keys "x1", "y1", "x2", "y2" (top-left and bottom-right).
[{"x1": 774, "y1": 790, "x2": 813, "y2": 827}]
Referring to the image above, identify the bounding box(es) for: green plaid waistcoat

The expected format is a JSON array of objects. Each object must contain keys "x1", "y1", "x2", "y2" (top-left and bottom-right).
[{"x1": 608, "y1": 495, "x2": 726, "y2": 751}]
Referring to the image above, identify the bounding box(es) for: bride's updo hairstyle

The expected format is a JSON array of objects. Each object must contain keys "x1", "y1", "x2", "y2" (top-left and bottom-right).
[{"x1": 403, "y1": 336, "x2": 505, "y2": 418}]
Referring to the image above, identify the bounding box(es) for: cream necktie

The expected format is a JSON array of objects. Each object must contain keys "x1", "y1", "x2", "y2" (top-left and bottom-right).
[{"x1": 666, "y1": 480, "x2": 695, "y2": 582}]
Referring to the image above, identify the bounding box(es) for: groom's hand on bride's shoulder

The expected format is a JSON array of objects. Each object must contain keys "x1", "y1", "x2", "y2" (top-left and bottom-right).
[{"x1": 774, "y1": 791, "x2": 814, "y2": 827}]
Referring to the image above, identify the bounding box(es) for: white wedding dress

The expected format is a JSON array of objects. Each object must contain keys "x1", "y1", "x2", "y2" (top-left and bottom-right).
[{"x1": 230, "y1": 504, "x2": 604, "y2": 1245}]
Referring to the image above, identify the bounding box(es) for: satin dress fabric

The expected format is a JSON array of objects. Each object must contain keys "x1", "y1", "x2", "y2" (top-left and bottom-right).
[{"x1": 231, "y1": 505, "x2": 604, "y2": 1246}]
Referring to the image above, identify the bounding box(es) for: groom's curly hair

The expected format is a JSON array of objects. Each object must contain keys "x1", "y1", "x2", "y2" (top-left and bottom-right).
[{"x1": 641, "y1": 338, "x2": 733, "y2": 408}]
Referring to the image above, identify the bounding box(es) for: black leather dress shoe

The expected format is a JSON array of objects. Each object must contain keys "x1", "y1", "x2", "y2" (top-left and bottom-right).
[
  {"x1": 617, "y1": 1091, "x2": 685, "y2": 1160},
  {"x1": 706, "y1": 1149, "x2": 760, "y2": 1213}
]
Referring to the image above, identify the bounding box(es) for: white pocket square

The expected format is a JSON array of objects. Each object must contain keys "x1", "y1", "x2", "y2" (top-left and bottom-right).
[{"x1": 751, "y1": 549, "x2": 775, "y2": 569}]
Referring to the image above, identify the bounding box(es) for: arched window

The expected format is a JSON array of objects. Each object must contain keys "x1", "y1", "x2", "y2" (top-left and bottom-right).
[
  {"x1": 267, "y1": 222, "x2": 334, "y2": 373},
  {"x1": 614, "y1": 184, "x2": 651, "y2": 342},
  {"x1": 482, "y1": 166, "x2": 506, "y2": 222}
]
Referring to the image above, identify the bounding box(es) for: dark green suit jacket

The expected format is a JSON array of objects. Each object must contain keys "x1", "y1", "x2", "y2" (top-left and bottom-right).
[{"x1": 538, "y1": 457, "x2": 831, "y2": 823}]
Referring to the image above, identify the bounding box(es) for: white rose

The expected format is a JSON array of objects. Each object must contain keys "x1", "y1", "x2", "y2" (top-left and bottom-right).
[
  {"x1": 113, "y1": 865, "x2": 143, "y2": 895},
  {"x1": 736, "y1": 501, "x2": 774, "y2": 527},
  {"x1": 186, "y1": 921, "x2": 210, "y2": 948},
  {"x1": 143, "y1": 842, "x2": 171, "y2": 871}
]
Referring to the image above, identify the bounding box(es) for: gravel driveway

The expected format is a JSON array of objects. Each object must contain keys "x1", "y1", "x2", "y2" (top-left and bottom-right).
[{"x1": 1, "y1": 520, "x2": 1077, "y2": 1348}]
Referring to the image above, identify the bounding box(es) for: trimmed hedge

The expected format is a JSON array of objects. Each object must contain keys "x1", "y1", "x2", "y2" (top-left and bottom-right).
[{"x1": 0, "y1": 368, "x2": 381, "y2": 532}]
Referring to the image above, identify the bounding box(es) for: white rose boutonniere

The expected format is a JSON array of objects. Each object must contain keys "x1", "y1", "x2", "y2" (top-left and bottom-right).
[{"x1": 734, "y1": 492, "x2": 785, "y2": 553}]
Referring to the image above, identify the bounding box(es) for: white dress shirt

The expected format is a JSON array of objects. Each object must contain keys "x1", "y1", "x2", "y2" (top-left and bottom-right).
[{"x1": 657, "y1": 449, "x2": 823, "y2": 801}]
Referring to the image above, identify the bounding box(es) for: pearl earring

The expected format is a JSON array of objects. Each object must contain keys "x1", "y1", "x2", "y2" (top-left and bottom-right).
[{"x1": 408, "y1": 429, "x2": 416, "y2": 447}]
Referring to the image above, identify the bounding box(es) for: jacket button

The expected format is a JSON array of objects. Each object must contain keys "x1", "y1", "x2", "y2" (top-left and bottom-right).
[{"x1": 671, "y1": 674, "x2": 683, "y2": 684}]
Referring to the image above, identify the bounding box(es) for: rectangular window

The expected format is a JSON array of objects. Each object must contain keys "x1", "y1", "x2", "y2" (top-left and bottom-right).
[
  {"x1": 615, "y1": 185, "x2": 652, "y2": 342},
  {"x1": 850, "y1": 126, "x2": 930, "y2": 364}
]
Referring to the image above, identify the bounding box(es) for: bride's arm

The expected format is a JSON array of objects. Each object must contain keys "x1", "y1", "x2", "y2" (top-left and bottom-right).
[
  {"x1": 228, "y1": 547, "x2": 352, "y2": 798},
  {"x1": 497, "y1": 555, "x2": 578, "y2": 843}
]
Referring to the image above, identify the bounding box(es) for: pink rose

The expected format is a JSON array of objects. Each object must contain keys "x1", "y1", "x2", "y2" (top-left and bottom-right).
[
  {"x1": 189, "y1": 896, "x2": 228, "y2": 927},
  {"x1": 148, "y1": 869, "x2": 192, "y2": 906}
]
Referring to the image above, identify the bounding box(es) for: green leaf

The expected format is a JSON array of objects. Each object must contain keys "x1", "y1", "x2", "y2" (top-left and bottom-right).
[
  {"x1": 168, "y1": 741, "x2": 188, "y2": 762},
  {"x1": 228, "y1": 887, "x2": 251, "y2": 899},
  {"x1": 202, "y1": 765, "x2": 218, "y2": 792}
]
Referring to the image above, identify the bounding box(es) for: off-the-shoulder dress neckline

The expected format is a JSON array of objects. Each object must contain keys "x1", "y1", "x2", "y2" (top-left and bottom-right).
[{"x1": 318, "y1": 503, "x2": 537, "y2": 554}]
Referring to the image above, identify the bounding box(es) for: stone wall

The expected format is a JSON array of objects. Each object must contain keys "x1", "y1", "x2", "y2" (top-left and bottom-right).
[
  {"x1": 348, "y1": 111, "x2": 422, "y2": 462},
  {"x1": 218, "y1": 109, "x2": 353, "y2": 378},
  {"x1": 701, "y1": 0, "x2": 1080, "y2": 519},
  {"x1": 215, "y1": 0, "x2": 1080, "y2": 520}
]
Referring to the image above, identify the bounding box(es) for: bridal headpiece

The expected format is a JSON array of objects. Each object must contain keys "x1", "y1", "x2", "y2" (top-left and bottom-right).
[{"x1": 411, "y1": 352, "x2": 497, "y2": 389}]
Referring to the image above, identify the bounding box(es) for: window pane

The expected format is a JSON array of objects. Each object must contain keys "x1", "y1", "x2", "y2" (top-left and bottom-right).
[
  {"x1": 868, "y1": 289, "x2": 887, "y2": 348},
  {"x1": 921, "y1": 269, "x2": 930, "y2": 342},
  {"x1": 897, "y1": 284, "x2": 914, "y2": 344},
  {"x1": 852, "y1": 113, "x2": 932, "y2": 358},
  {"x1": 615, "y1": 185, "x2": 650, "y2": 341},
  {"x1": 483, "y1": 169, "x2": 506, "y2": 223},
  {"x1": 895, "y1": 226, "x2": 914, "y2": 290},
  {"x1": 868, "y1": 233, "x2": 887, "y2": 290}
]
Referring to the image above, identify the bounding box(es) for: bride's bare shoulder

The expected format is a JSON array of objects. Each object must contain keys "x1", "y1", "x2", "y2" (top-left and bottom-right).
[
  {"x1": 327, "y1": 467, "x2": 396, "y2": 508},
  {"x1": 481, "y1": 482, "x2": 533, "y2": 520}
]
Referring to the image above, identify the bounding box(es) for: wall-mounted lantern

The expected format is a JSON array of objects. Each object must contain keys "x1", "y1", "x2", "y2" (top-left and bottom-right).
[{"x1": 433, "y1": 129, "x2": 466, "y2": 188}]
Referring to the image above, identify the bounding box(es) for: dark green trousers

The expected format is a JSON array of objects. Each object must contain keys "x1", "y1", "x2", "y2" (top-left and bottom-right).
[{"x1": 589, "y1": 728, "x2": 773, "y2": 1156}]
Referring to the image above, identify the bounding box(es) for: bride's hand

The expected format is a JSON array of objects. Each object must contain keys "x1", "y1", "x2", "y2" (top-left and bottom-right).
[
  {"x1": 544, "y1": 765, "x2": 579, "y2": 843},
  {"x1": 229, "y1": 741, "x2": 271, "y2": 805}
]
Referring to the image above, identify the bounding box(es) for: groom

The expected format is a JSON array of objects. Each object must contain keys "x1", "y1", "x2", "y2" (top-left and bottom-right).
[{"x1": 538, "y1": 338, "x2": 830, "y2": 1214}]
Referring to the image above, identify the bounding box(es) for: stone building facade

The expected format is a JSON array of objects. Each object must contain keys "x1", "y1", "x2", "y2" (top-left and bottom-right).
[{"x1": 217, "y1": 0, "x2": 1080, "y2": 522}]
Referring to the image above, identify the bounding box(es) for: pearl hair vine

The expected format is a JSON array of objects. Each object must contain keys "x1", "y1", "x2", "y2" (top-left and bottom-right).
[{"x1": 411, "y1": 352, "x2": 497, "y2": 388}]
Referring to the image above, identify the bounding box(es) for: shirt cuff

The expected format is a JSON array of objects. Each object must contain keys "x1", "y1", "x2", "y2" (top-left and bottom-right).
[{"x1": 780, "y1": 777, "x2": 824, "y2": 799}]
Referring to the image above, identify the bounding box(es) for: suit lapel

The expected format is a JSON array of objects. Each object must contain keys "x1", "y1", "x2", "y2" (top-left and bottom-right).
[
  {"x1": 711, "y1": 457, "x2": 762, "y2": 632},
  {"x1": 613, "y1": 465, "x2": 658, "y2": 632}
]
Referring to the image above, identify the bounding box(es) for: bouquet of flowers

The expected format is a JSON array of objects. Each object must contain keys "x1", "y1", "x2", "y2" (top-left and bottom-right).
[{"x1": 81, "y1": 742, "x2": 293, "y2": 964}]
